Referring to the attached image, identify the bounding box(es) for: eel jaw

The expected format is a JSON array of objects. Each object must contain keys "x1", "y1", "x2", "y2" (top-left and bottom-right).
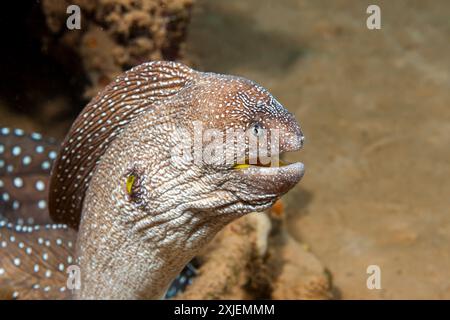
[
  {"x1": 233, "y1": 160, "x2": 305, "y2": 195},
  {"x1": 232, "y1": 133, "x2": 305, "y2": 196},
  {"x1": 230, "y1": 117, "x2": 305, "y2": 197}
]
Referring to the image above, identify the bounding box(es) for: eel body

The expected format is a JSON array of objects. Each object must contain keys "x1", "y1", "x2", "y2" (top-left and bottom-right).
[
  {"x1": 0, "y1": 61, "x2": 304, "y2": 299},
  {"x1": 0, "y1": 130, "x2": 193, "y2": 299}
]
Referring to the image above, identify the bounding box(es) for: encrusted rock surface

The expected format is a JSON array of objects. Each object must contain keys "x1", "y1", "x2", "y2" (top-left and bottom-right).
[
  {"x1": 178, "y1": 202, "x2": 333, "y2": 299},
  {"x1": 41, "y1": 0, "x2": 194, "y2": 98}
]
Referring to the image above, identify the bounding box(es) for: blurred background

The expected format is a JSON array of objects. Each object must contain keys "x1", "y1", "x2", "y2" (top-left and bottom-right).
[{"x1": 1, "y1": 0, "x2": 449, "y2": 299}]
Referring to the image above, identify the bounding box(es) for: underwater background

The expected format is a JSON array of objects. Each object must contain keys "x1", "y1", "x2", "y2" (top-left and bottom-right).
[{"x1": 1, "y1": 0, "x2": 450, "y2": 299}]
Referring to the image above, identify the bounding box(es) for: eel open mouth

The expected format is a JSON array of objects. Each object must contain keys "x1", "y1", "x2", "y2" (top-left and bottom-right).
[{"x1": 233, "y1": 157, "x2": 292, "y2": 169}]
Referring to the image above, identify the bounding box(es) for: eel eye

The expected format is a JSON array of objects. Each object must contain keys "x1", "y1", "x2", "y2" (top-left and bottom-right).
[{"x1": 251, "y1": 122, "x2": 264, "y2": 137}]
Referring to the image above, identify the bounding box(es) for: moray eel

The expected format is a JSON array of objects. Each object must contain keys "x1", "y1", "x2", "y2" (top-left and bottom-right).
[{"x1": 0, "y1": 61, "x2": 304, "y2": 299}]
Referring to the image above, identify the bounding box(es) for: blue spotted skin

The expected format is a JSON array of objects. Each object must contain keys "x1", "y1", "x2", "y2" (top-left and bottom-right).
[
  {"x1": 0, "y1": 127, "x2": 195, "y2": 299},
  {"x1": 165, "y1": 261, "x2": 197, "y2": 299}
]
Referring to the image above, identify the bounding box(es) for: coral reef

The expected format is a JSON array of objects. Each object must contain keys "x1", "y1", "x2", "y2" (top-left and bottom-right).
[
  {"x1": 178, "y1": 202, "x2": 333, "y2": 300},
  {"x1": 41, "y1": 0, "x2": 194, "y2": 98}
]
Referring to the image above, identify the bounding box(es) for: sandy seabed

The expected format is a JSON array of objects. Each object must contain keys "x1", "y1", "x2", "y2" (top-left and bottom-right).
[{"x1": 185, "y1": 0, "x2": 450, "y2": 299}]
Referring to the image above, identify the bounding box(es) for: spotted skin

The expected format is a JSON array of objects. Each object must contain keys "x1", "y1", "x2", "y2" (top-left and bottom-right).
[
  {"x1": 66, "y1": 62, "x2": 303, "y2": 299},
  {"x1": 0, "y1": 128, "x2": 195, "y2": 300},
  {"x1": 1, "y1": 61, "x2": 304, "y2": 299},
  {"x1": 0, "y1": 128, "x2": 75, "y2": 299},
  {"x1": 0, "y1": 220, "x2": 76, "y2": 299},
  {"x1": 49, "y1": 61, "x2": 195, "y2": 229},
  {"x1": 0, "y1": 128, "x2": 58, "y2": 225},
  {"x1": 0, "y1": 218, "x2": 194, "y2": 300},
  {"x1": 49, "y1": 61, "x2": 303, "y2": 231}
]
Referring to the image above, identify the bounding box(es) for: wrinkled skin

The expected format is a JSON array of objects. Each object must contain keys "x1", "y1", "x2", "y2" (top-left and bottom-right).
[{"x1": 49, "y1": 62, "x2": 305, "y2": 299}]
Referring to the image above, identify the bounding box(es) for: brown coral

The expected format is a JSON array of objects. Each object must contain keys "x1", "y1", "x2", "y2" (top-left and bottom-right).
[
  {"x1": 41, "y1": 0, "x2": 194, "y2": 98},
  {"x1": 178, "y1": 210, "x2": 333, "y2": 300}
]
